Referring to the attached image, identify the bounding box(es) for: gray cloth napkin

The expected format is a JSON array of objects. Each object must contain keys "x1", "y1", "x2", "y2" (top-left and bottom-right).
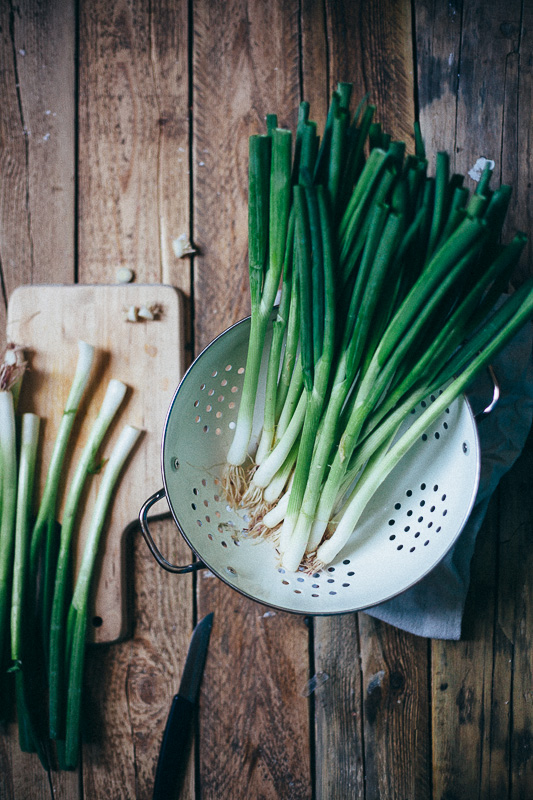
[{"x1": 365, "y1": 318, "x2": 533, "y2": 640}]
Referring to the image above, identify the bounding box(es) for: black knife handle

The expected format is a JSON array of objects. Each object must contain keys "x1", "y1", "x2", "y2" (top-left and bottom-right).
[{"x1": 153, "y1": 694, "x2": 194, "y2": 800}]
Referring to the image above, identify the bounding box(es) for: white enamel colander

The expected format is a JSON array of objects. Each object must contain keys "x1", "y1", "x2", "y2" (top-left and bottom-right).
[{"x1": 140, "y1": 315, "x2": 491, "y2": 615}]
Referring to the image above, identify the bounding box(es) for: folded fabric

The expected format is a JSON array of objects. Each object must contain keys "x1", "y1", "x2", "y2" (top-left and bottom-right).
[{"x1": 365, "y1": 318, "x2": 533, "y2": 640}]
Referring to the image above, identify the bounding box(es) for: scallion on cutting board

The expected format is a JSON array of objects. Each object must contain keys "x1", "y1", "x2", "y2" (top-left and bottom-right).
[
  {"x1": 0, "y1": 334, "x2": 141, "y2": 771},
  {"x1": 0, "y1": 345, "x2": 27, "y2": 722},
  {"x1": 29, "y1": 340, "x2": 95, "y2": 653},
  {"x1": 61, "y1": 423, "x2": 141, "y2": 770},
  {"x1": 49, "y1": 378, "x2": 127, "y2": 740},
  {"x1": 221, "y1": 86, "x2": 533, "y2": 574}
]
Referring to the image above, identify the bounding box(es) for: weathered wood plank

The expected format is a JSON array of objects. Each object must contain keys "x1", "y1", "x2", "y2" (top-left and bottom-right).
[
  {"x1": 146, "y1": 0, "x2": 192, "y2": 297},
  {"x1": 416, "y1": 4, "x2": 532, "y2": 797},
  {"x1": 0, "y1": 0, "x2": 77, "y2": 796},
  {"x1": 77, "y1": 1, "x2": 194, "y2": 797},
  {"x1": 313, "y1": 614, "x2": 365, "y2": 800},
  {"x1": 78, "y1": 0, "x2": 163, "y2": 284},
  {"x1": 326, "y1": 0, "x2": 416, "y2": 147},
  {"x1": 496, "y1": 439, "x2": 533, "y2": 799},
  {"x1": 0, "y1": 0, "x2": 75, "y2": 338},
  {"x1": 500, "y1": 4, "x2": 533, "y2": 283},
  {"x1": 452, "y1": 0, "x2": 523, "y2": 186},
  {"x1": 358, "y1": 615, "x2": 431, "y2": 800},
  {"x1": 83, "y1": 523, "x2": 194, "y2": 800},
  {"x1": 300, "y1": 0, "x2": 329, "y2": 132},
  {"x1": 192, "y1": 0, "x2": 300, "y2": 352},
  {"x1": 431, "y1": 501, "x2": 500, "y2": 798},
  {"x1": 196, "y1": 592, "x2": 311, "y2": 799},
  {"x1": 191, "y1": 2, "x2": 311, "y2": 797},
  {"x1": 414, "y1": 0, "x2": 463, "y2": 166}
]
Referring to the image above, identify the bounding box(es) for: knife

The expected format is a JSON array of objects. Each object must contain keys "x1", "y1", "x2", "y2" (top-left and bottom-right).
[{"x1": 152, "y1": 612, "x2": 214, "y2": 800}]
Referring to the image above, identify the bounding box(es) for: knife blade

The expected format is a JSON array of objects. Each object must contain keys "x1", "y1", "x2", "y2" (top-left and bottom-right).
[{"x1": 152, "y1": 612, "x2": 214, "y2": 800}]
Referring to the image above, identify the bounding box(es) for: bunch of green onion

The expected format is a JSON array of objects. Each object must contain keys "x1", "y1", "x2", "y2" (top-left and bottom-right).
[
  {"x1": 222, "y1": 84, "x2": 533, "y2": 574},
  {"x1": 0, "y1": 339, "x2": 140, "y2": 770}
]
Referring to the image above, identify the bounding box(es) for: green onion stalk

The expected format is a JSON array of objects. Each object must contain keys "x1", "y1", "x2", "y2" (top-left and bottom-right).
[
  {"x1": 10, "y1": 413, "x2": 45, "y2": 760},
  {"x1": 314, "y1": 278, "x2": 533, "y2": 568},
  {"x1": 29, "y1": 340, "x2": 95, "y2": 656},
  {"x1": 281, "y1": 205, "x2": 404, "y2": 570},
  {"x1": 223, "y1": 128, "x2": 292, "y2": 506},
  {"x1": 276, "y1": 184, "x2": 336, "y2": 562},
  {"x1": 49, "y1": 379, "x2": 127, "y2": 740},
  {"x1": 224, "y1": 88, "x2": 533, "y2": 576},
  {"x1": 305, "y1": 227, "x2": 527, "y2": 566},
  {"x1": 0, "y1": 344, "x2": 27, "y2": 722},
  {"x1": 62, "y1": 424, "x2": 142, "y2": 770},
  {"x1": 242, "y1": 94, "x2": 380, "y2": 516}
]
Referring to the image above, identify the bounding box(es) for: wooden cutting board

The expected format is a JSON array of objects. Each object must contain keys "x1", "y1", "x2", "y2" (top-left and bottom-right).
[{"x1": 6, "y1": 284, "x2": 185, "y2": 643}]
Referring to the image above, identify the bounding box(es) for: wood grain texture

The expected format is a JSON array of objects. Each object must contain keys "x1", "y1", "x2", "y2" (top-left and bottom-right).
[
  {"x1": 78, "y1": 0, "x2": 163, "y2": 284},
  {"x1": 83, "y1": 525, "x2": 195, "y2": 800},
  {"x1": 414, "y1": 0, "x2": 463, "y2": 166},
  {"x1": 148, "y1": 0, "x2": 192, "y2": 296},
  {"x1": 497, "y1": 440, "x2": 533, "y2": 798},
  {"x1": 192, "y1": 0, "x2": 300, "y2": 351},
  {"x1": 196, "y1": 591, "x2": 312, "y2": 800},
  {"x1": 300, "y1": 0, "x2": 329, "y2": 132},
  {"x1": 326, "y1": 0, "x2": 416, "y2": 147},
  {"x1": 358, "y1": 615, "x2": 431, "y2": 800},
  {"x1": 500, "y1": 2, "x2": 533, "y2": 283},
  {"x1": 0, "y1": 0, "x2": 75, "y2": 340},
  {"x1": 431, "y1": 502, "x2": 499, "y2": 798},
  {"x1": 416, "y1": 0, "x2": 532, "y2": 278},
  {"x1": 313, "y1": 614, "x2": 365, "y2": 800},
  {"x1": 452, "y1": 0, "x2": 522, "y2": 185}
]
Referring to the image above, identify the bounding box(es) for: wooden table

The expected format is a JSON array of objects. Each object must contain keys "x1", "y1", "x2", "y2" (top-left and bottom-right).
[{"x1": 1, "y1": 1, "x2": 532, "y2": 798}]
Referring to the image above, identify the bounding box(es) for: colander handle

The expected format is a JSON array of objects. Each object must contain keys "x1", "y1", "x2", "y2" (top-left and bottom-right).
[{"x1": 139, "y1": 488, "x2": 205, "y2": 574}]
